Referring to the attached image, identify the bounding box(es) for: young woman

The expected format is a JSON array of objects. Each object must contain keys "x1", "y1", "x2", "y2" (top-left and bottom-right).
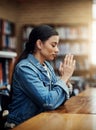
[{"x1": 5, "y1": 24, "x2": 75, "y2": 128}]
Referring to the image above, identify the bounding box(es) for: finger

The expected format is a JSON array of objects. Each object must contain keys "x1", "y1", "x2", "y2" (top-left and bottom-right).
[
  {"x1": 69, "y1": 54, "x2": 74, "y2": 66},
  {"x1": 73, "y1": 60, "x2": 76, "y2": 67},
  {"x1": 64, "y1": 54, "x2": 69, "y2": 65},
  {"x1": 64, "y1": 54, "x2": 73, "y2": 66}
]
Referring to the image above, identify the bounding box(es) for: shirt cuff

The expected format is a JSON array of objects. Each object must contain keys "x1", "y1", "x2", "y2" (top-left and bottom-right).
[{"x1": 56, "y1": 79, "x2": 70, "y2": 99}]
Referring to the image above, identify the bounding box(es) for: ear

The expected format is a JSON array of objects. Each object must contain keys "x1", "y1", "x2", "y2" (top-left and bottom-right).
[{"x1": 36, "y1": 39, "x2": 43, "y2": 50}]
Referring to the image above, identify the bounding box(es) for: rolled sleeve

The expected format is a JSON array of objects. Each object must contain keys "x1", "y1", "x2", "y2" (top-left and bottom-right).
[{"x1": 55, "y1": 79, "x2": 70, "y2": 99}]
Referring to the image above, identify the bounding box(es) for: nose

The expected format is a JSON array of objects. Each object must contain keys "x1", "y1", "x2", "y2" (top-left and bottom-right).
[{"x1": 55, "y1": 46, "x2": 59, "y2": 53}]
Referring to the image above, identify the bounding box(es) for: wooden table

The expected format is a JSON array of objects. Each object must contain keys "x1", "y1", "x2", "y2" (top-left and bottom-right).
[
  {"x1": 56, "y1": 88, "x2": 96, "y2": 114},
  {"x1": 13, "y1": 88, "x2": 96, "y2": 130}
]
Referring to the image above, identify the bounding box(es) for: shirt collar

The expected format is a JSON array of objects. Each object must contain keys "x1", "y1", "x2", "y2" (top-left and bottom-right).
[{"x1": 27, "y1": 54, "x2": 47, "y2": 72}]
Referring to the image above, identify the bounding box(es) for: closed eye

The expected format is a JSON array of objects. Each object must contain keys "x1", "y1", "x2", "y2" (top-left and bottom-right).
[
  {"x1": 51, "y1": 42, "x2": 58, "y2": 47},
  {"x1": 52, "y1": 44, "x2": 56, "y2": 47}
]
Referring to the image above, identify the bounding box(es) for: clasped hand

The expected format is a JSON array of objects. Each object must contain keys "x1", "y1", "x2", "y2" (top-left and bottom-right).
[{"x1": 59, "y1": 54, "x2": 76, "y2": 83}]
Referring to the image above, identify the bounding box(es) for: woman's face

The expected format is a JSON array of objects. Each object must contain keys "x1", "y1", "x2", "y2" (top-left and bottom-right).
[{"x1": 40, "y1": 35, "x2": 59, "y2": 61}]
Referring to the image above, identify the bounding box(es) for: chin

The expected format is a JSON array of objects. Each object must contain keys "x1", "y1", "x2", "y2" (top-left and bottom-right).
[
  {"x1": 49, "y1": 57, "x2": 55, "y2": 61},
  {"x1": 46, "y1": 56, "x2": 55, "y2": 61}
]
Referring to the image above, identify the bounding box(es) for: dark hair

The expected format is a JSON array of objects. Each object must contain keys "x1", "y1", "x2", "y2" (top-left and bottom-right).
[
  {"x1": 10, "y1": 24, "x2": 58, "y2": 103},
  {"x1": 17, "y1": 24, "x2": 58, "y2": 64}
]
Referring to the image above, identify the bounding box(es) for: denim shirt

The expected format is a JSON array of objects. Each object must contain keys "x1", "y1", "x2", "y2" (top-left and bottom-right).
[{"x1": 7, "y1": 54, "x2": 69, "y2": 125}]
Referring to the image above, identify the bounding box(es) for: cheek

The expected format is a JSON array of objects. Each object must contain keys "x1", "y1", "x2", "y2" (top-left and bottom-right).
[
  {"x1": 46, "y1": 49, "x2": 54, "y2": 56},
  {"x1": 43, "y1": 46, "x2": 52, "y2": 54},
  {"x1": 42, "y1": 49, "x2": 53, "y2": 59},
  {"x1": 44, "y1": 50, "x2": 51, "y2": 56}
]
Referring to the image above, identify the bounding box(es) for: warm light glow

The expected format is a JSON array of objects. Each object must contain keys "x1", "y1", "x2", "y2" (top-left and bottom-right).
[
  {"x1": 92, "y1": 4, "x2": 96, "y2": 19},
  {"x1": 91, "y1": 3, "x2": 96, "y2": 65},
  {"x1": 91, "y1": 42, "x2": 96, "y2": 65},
  {"x1": 91, "y1": 22, "x2": 96, "y2": 65},
  {"x1": 92, "y1": 21, "x2": 96, "y2": 41}
]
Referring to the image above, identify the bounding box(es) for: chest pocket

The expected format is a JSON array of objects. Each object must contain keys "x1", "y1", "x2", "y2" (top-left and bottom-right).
[{"x1": 38, "y1": 72, "x2": 51, "y2": 88}]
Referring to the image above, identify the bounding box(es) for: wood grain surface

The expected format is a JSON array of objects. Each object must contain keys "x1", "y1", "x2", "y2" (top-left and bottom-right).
[{"x1": 12, "y1": 88, "x2": 96, "y2": 130}]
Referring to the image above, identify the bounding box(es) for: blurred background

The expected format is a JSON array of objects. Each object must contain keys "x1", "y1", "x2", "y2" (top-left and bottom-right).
[{"x1": 0, "y1": 0, "x2": 96, "y2": 96}]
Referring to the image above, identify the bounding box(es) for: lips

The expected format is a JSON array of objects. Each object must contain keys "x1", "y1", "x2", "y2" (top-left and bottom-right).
[{"x1": 52, "y1": 54, "x2": 57, "y2": 58}]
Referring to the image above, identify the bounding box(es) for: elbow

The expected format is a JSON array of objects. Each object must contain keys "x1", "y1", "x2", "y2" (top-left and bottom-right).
[{"x1": 43, "y1": 103, "x2": 56, "y2": 110}]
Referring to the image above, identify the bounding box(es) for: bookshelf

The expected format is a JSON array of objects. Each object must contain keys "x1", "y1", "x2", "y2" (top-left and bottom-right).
[
  {"x1": 0, "y1": 51, "x2": 17, "y2": 123},
  {"x1": 21, "y1": 24, "x2": 90, "y2": 80},
  {"x1": 0, "y1": 19, "x2": 16, "y2": 51},
  {"x1": 0, "y1": 51, "x2": 17, "y2": 88},
  {"x1": 0, "y1": 18, "x2": 17, "y2": 89},
  {"x1": 22, "y1": 24, "x2": 34, "y2": 50}
]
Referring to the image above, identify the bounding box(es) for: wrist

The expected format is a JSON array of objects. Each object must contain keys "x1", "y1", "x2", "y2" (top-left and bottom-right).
[{"x1": 60, "y1": 76, "x2": 68, "y2": 83}]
